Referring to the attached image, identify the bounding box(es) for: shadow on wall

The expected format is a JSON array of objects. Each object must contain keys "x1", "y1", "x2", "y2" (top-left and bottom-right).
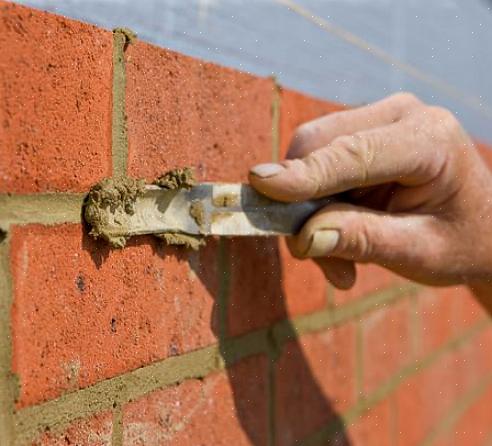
[
  {"x1": 191, "y1": 236, "x2": 351, "y2": 446},
  {"x1": 80, "y1": 226, "x2": 350, "y2": 444}
]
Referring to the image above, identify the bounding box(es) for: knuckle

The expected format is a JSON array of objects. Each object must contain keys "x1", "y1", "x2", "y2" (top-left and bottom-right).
[
  {"x1": 290, "y1": 123, "x2": 317, "y2": 153},
  {"x1": 342, "y1": 221, "x2": 373, "y2": 261},
  {"x1": 391, "y1": 92, "x2": 422, "y2": 109},
  {"x1": 332, "y1": 134, "x2": 376, "y2": 185},
  {"x1": 427, "y1": 106, "x2": 459, "y2": 131}
]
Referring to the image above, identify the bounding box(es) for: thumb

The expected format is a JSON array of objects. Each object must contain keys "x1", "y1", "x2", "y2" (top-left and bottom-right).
[{"x1": 289, "y1": 203, "x2": 446, "y2": 278}]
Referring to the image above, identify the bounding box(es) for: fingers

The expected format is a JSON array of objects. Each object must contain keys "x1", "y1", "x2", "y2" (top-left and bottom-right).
[
  {"x1": 287, "y1": 203, "x2": 447, "y2": 282},
  {"x1": 250, "y1": 118, "x2": 446, "y2": 202},
  {"x1": 287, "y1": 92, "x2": 423, "y2": 159}
]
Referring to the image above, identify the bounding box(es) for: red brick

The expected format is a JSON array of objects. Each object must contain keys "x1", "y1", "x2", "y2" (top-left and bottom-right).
[
  {"x1": 394, "y1": 329, "x2": 492, "y2": 446},
  {"x1": 415, "y1": 286, "x2": 486, "y2": 357},
  {"x1": 126, "y1": 41, "x2": 273, "y2": 183},
  {"x1": 275, "y1": 324, "x2": 356, "y2": 445},
  {"x1": 226, "y1": 237, "x2": 285, "y2": 337},
  {"x1": 278, "y1": 238, "x2": 328, "y2": 316},
  {"x1": 361, "y1": 299, "x2": 414, "y2": 394},
  {"x1": 32, "y1": 412, "x2": 112, "y2": 446},
  {"x1": 333, "y1": 264, "x2": 404, "y2": 306},
  {"x1": 279, "y1": 88, "x2": 345, "y2": 158},
  {"x1": 416, "y1": 288, "x2": 455, "y2": 357},
  {"x1": 0, "y1": 2, "x2": 112, "y2": 193},
  {"x1": 11, "y1": 224, "x2": 219, "y2": 407},
  {"x1": 433, "y1": 385, "x2": 492, "y2": 446},
  {"x1": 122, "y1": 355, "x2": 268, "y2": 446},
  {"x1": 436, "y1": 285, "x2": 486, "y2": 332},
  {"x1": 395, "y1": 354, "x2": 461, "y2": 446},
  {"x1": 347, "y1": 400, "x2": 394, "y2": 446},
  {"x1": 226, "y1": 237, "x2": 329, "y2": 338}
]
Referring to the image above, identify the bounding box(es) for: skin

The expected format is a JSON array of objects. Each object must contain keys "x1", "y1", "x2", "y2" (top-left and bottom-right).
[{"x1": 248, "y1": 93, "x2": 492, "y2": 301}]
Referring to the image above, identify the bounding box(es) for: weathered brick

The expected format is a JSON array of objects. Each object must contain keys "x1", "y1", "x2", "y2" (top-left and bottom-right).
[
  {"x1": 361, "y1": 299, "x2": 413, "y2": 395},
  {"x1": 32, "y1": 412, "x2": 112, "y2": 446},
  {"x1": 275, "y1": 324, "x2": 356, "y2": 445},
  {"x1": 0, "y1": 2, "x2": 112, "y2": 193},
  {"x1": 279, "y1": 88, "x2": 345, "y2": 159},
  {"x1": 347, "y1": 399, "x2": 394, "y2": 446},
  {"x1": 11, "y1": 224, "x2": 219, "y2": 407},
  {"x1": 122, "y1": 355, "x2": 268, "y2": 446},
  {"x1": 126, "y1": 40, "x2": 273, "y2": 183}
]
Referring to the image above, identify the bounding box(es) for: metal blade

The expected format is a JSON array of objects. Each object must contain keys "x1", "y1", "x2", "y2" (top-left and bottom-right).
[{"x1": 91, "y1": 183, "x2": 330, "y2": 239}]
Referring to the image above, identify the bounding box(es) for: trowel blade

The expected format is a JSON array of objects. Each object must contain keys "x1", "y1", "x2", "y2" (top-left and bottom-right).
[{"x1": 89, "y1": 183, "x2": 330, "y2": 239}]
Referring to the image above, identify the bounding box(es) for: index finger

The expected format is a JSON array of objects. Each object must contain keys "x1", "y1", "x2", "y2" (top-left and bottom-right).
[
  {"x1": 249, "y1": 116, "x2": 446, "y2": 202},
  {"x1": 288, "y1": 92, "x2": 423, "y2": 160}
]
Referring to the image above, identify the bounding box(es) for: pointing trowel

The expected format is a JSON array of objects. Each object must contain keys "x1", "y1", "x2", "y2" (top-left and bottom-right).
[{"x1": 84, "y1": 179, "x2": 330, "y2": 248}]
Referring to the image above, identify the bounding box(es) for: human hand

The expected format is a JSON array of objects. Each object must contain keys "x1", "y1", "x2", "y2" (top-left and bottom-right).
[{"x1": 249, "y1": 93, "x2": 492, "y2": 292}]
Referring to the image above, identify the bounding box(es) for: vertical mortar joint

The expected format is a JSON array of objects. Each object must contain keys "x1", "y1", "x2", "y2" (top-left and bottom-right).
[
  {"x1": 271, "y1": 77, "x2": 281, "y2": 163},
  {"x1": 111, "y1": 27, "x2": 137, "y2": 178}
]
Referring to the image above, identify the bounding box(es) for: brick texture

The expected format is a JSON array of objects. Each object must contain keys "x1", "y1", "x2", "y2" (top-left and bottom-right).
[
  {"x1": 275, "y1": 324, "x2": 356, "y2": 445},
  {"x1": 361, "y1": 299, "x2": 414, "y2": 394},
  {"x1": 10, "y1": 224, "x2": 219, "y2": 407},
  {"x1": 126, "y1": 40, "x2": 273, "y2": 183},
  {"x1": 0, "y1": 1, "x2": 112, "y2": 193},
  {"x1": 226, "y1": 237, "x2": 285, "y2": 337},
  {"x1": 394, "y1": 327, "x2": 492, "y2": 446},
  {"x1": 3, "y1": 4, "x2": 492, "y2": 445},
  {"x1": 122, "y1": 355, "x2": 268, "y2": 446},
  {"x1": 433, "y1": 385, "x2": 492, "y2": 446},
  {"x1": 32, "y1": 412, "x2": 112, "y2": 446},
  {"x1": 347, "y1": 400, "x2": 394, "y2": 446},
  {"x1": 278, "y1": 238, "x2": 328, "y2": 317},
  {"x1": 416, "y1": 286, "x2": 486, "y2": 357}
]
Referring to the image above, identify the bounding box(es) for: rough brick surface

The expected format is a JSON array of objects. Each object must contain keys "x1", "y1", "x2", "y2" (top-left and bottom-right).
[
  {"x1": 361, "y1": 299, "x2": 413, "y2": 394},
  {"x1": 126, "y1": 40, "x2": 273, "y2": 183},
  {"x1": 275, "y1": 324, "x2": 356, "y2": 445},
  {"x1": 347, "y1": 400, "x2": 394, "y2": 446},
  {"x1": 32, "y1": 412, "x2": 112, "y2": 446},
  {"x1": 122, "y1": 355, "x2": 268, "y2": 446},
  {"x1": 0, "y1": 1, "x2": 112, "y2": 193},
  {"x1": 11, "y1": 224, "x2": 219, "y2": 407}
]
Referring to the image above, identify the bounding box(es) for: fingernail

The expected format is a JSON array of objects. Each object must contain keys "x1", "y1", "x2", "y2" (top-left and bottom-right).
[
  {"x1": 250, "y1": 163, "x2": 285, "y2": 178},
  {"x1": 305, "y1": 229, "x2": 340, "y2": 257}
]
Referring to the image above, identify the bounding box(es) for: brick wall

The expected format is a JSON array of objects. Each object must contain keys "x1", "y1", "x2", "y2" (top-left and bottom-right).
[{"x1": 1, "y1": 2, "x2": 492, "y2": 445}]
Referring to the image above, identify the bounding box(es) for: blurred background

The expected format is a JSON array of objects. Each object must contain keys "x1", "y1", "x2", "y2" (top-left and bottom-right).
[{"x1": 17, "y1": 0, "x2": 492, "y2": 143}]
